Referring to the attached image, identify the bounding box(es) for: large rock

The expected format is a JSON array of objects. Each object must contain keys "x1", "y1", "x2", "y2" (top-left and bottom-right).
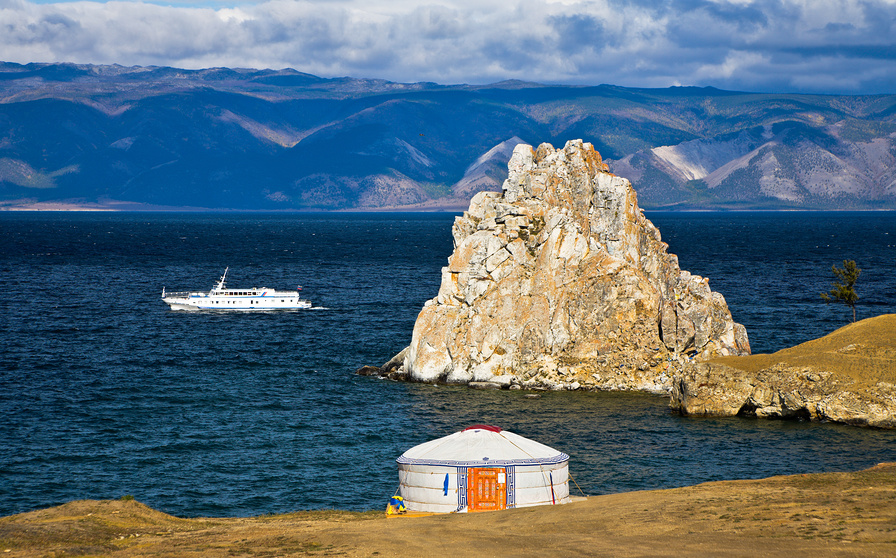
[
  {"x1": 671, "y1": 314, "x2": 896, "y2": 428},
  {"x1": 392, "y1": 140, "x2": 750, "y2": 391}
]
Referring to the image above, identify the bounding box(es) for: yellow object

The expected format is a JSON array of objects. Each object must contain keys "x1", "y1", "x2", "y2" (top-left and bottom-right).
[{"x1": 386, "y1": 495, "x2": 406, "y2": 515}]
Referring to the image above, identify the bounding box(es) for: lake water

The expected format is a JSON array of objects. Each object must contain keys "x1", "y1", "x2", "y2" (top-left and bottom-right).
[{"x1": 1, "y1": 211, "x2": 895, "y2": 518}]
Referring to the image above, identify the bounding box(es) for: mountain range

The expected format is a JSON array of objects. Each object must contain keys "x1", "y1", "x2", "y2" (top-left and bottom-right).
[{"x1": 2, "y1": 62, "x2": 895, "y2": 210}]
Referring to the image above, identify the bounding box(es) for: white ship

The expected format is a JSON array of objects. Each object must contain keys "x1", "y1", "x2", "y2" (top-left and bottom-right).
[{"x1": 162, "y1": 267, "x2": 311, "y2": 311}]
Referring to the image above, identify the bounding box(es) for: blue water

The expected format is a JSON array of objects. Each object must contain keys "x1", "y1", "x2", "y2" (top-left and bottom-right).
[{"x1": 1, "y1": 211, "x2": 895, "y2": 518}]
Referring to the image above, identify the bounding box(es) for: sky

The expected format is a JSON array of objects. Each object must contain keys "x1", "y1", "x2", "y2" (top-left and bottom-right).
[{"x1": 2, "y1": 0, "x2": 896, "y2": 94}]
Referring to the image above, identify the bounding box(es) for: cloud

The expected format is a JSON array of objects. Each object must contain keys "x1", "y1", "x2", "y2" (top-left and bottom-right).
[{"x1": 0, "y1": 0, "x2": 895, "y2": 93}]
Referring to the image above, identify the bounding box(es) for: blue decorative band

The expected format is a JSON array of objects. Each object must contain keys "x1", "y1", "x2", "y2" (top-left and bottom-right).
[
  {"x1": 397, "y1": 453, "x2": 569, "y2": 467},
  {"x1": 456, "y1": 466, "x2": 467, "y2": 512},
  {"x1": 506, "y1": 465, "x2": 516, "y2": 508}
]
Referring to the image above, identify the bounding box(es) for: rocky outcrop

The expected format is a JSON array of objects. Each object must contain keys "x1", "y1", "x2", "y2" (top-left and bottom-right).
[
  {"x1": 671, "y1": 314, "x2": 896, "y2": 428},
  {"x1": 380, "y1": 140, "x2": 749, "y2": 391}
]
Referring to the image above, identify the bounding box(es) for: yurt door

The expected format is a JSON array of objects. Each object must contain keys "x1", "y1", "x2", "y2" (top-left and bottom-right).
[{"x1": 467, "y1": 467, "x2": 507, "y2": 511}]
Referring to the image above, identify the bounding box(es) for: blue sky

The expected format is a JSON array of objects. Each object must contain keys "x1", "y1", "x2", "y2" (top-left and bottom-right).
[{"x1": 2, "y1": 0, "x2": 896, "y2": 94}]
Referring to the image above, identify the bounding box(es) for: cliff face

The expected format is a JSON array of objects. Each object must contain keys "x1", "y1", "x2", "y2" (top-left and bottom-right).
[
  {"x1": 671, "y1": 314, "x2": 896, "y2": 428},
  {"x1": 397, "y1": 140, "x2": 750, "y2": 391}
]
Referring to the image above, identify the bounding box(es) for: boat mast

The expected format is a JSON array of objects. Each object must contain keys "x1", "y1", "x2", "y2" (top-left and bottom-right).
[{"x1": 215, "y1": 267, "x2": 229, "y2": 292}]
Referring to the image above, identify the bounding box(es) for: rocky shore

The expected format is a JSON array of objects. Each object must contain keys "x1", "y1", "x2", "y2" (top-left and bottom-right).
[
  {"x1": 362, "y1": 140, "x2": 749, "y2": 392},
  {"x1": 672, "y1": 314, "x2": 896, "y2": 428},
  {"x1": 360, "y1": 139, "x2": 895, "y2": 428}
]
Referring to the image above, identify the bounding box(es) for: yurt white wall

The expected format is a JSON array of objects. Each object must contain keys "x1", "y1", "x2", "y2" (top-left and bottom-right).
[
  {"x1": 396, "y1": 426, "x2": 570, "y2": 513},
  {"x1": 513, "y1": 461, "x2": 569, "y2": 507},
  {"x1": 397, "y1": 464, "x2": 463, "y2": 513}
]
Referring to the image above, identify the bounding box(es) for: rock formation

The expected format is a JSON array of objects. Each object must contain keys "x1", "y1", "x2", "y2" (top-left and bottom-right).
[
  {"x1": 379, "y1": 140, "x2": 750, "y2": 391},
  {"x1": 672, "y1": 314, "x2": 896, "y2": 428}
]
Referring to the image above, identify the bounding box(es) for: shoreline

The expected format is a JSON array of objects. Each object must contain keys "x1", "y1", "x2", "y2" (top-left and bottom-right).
[
  {"x1": 2, "y1": 199, "x2": 895, "y2": 213},
  {"x1": 3, "y1": 463, "x2": 895, "y2": 556}
]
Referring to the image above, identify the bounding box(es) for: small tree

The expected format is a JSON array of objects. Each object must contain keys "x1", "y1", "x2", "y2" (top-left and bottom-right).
[{"x1": 821, "y1": 260, "x2": 861, "y2": 322}]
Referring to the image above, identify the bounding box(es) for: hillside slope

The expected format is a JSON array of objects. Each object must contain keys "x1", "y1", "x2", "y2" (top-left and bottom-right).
[
  {"x1": 673, "y1": 314, "x2": 896, "y2": 427},
  {"x1": 2, "y1": 62, "x2": 895, "y2": 210}
]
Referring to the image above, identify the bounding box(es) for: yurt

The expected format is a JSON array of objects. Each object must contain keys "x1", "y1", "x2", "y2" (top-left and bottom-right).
[{"x1": 396, "y1": 425, "x2": 570, "y2": 513}]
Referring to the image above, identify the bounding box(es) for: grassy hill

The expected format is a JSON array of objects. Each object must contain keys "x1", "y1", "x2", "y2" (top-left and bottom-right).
[
  {"x1": 674, "y1": 315, "x2": 896, "y2": 427},
  {"x1": 715, "y1": 314, "x2": 896, "y2": 387}
]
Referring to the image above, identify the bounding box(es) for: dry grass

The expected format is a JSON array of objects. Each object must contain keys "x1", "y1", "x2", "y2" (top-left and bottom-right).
[
  {"x1": 712, "y1": 314, "x2": 896, "y2": 388},
  {"x1": 3, "y1": 464, "x2": 895, "y2": 557}
]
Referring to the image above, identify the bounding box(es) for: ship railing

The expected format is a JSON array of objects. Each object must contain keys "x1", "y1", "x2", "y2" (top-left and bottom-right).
[{"x1": 163, "y1": 290, "x2": 193, "y2": 299}]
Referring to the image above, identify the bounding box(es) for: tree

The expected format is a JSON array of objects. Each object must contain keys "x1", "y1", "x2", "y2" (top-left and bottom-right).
[{"x1": 821, "y1": 260, "x2": 861, "y2": 322}]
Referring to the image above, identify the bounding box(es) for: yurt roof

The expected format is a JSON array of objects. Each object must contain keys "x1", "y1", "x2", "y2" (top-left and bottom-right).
[{"x1": 397, "y1": 425, "x2": 569, "y2": 467}]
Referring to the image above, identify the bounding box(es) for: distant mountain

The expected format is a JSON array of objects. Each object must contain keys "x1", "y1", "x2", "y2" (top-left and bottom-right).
[{"x1": 1, "y1": 62, "x2": 895, "y2": 210}]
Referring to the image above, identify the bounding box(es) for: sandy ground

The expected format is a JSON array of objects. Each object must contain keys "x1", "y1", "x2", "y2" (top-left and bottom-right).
[{"x1": 2, "y1": 463, "x2": 895, "y2": 557}]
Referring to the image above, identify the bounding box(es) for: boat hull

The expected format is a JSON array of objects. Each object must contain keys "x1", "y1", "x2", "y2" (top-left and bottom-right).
[
  {"x1": 162, "y1": 268, "x2": 311, "y2": 311},
  {"x1": 163, "y1": 295, "x2": 311, "y2": 311}
]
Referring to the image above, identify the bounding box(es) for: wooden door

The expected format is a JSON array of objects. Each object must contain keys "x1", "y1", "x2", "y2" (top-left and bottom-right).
[{"x1": 467, "y1": 467, "x2": 507, "y2": 512}]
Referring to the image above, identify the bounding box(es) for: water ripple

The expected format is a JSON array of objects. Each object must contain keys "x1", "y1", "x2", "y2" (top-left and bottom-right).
[{"x1": 1, "y1": 211, "x2": 894, "y2": 518}]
